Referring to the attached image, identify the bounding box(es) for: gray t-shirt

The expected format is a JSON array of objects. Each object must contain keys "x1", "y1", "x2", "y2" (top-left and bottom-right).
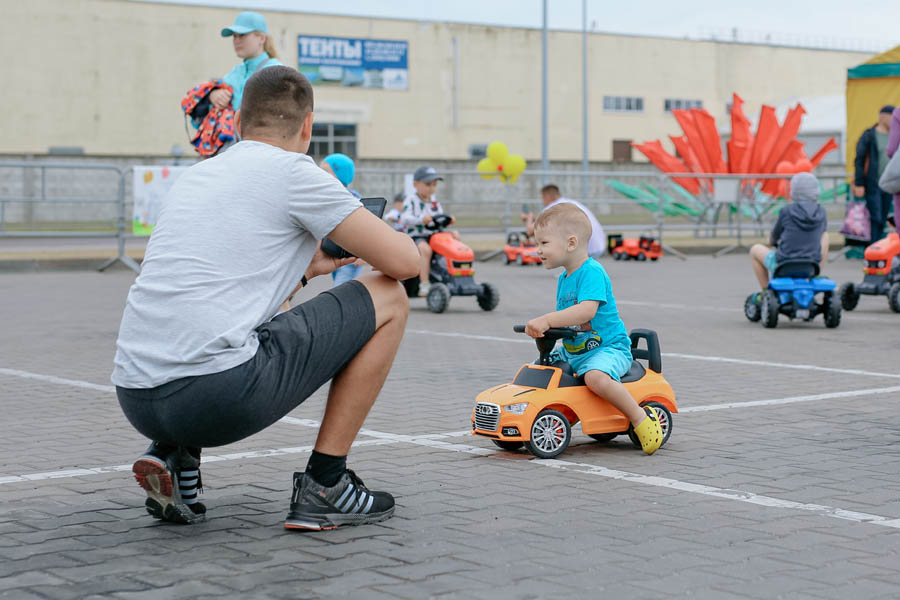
[{"x1": 112, "y1": 141, "x2": 361, "y2": 388}]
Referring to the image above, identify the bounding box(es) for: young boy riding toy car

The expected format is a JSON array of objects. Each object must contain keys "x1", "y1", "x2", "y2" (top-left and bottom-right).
[{"x1": 478, "y1": 203, "x2": 665, "y2": 456}]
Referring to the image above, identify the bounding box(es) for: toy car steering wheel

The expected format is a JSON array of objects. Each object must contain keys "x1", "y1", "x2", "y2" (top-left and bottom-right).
[
  {"x1": 425, "y1": 213, "x2": 453, "y2": 231},
  {"x1": 513, "y1": 325, "x2": 576, "y2": 339}
]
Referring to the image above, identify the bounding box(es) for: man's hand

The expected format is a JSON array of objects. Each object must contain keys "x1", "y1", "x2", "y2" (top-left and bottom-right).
[
  {"x1": 525, "y1": 315, "x2": 552, "y2": 338},
  {"x1": 305, "y1": 241, "x2": 357, "y2": 279},
  {"x1": 853, "y1": 185, "x2": 866, "y2": 198},
  {"x1": 209, "y1": 89, "x2": 232, "y2": 110}
]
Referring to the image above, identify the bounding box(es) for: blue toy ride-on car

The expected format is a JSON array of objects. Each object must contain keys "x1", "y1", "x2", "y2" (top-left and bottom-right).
[{"x1": 744, "y1": 261, "x2": 841, "y2": 328}]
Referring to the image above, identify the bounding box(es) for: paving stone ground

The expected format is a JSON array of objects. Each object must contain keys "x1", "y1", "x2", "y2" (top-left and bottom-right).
[{"x1": 1, "y1": 253, "x2": 900, "y2": 599}]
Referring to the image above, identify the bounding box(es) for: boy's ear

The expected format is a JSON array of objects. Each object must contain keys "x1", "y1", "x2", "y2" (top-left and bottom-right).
[{"x1": 567, "y1": 234, "x2": 578, "y2": 252}]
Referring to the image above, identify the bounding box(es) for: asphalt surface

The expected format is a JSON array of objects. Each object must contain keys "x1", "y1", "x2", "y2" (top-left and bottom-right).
[{"x1": 1, "y1": 254, "x2": 899, "y2": 599}]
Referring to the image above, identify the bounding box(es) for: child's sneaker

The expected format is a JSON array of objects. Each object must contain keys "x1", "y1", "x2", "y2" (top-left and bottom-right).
[
  {"x1": 284, "y1": 469, "x2": 395, "y2": 531},
  {"x1": 632, "y1": 406, "x2": 664, "y2": 455},
  {"x1": 132, "y1": 443, "x2": 205, "y2": 525},
  {"x1": 418, "y1": 283, "x2": 430, "y2": 297}
]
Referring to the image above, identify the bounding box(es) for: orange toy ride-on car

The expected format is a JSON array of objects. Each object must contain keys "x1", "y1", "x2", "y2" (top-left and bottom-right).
[
  {"x1": 503, "y1": 232, "x2": 542, "y2": 265},
  {"x1": 402, "y1": 214, "x2": 500, "y2": 314},
  {"x1": 608, "y1": 234, "x2": 662, "y2": 262},
  {"x1": 471, "y1": 326, "x2": 677, "y2": 459},
  {"x1": 839, "y1": 232, "x2": 900, "y2": 313}
]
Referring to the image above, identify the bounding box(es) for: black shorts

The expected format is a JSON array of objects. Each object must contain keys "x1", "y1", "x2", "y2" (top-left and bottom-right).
[{"x1": 117, "y1": 280, "x2": 376, "y2": 448}]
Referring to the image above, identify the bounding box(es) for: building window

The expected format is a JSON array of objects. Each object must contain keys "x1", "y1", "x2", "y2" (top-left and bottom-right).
[
  {"x1": 612, "y1": 139, "x2": 633, "y2": 163},
  {"x1": 309, "y1": 123, "x2": 357, "y2": 159},
  {"x1": 603, "y1": 96, "x2": 644, "y2": 114},
  {"x1": 664, "y1": 99, "x2": 703, "y2": 113}
]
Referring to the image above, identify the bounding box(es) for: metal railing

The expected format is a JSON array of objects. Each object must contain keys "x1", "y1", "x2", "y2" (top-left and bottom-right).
[
  {"x1": 0, "y1": 160, "x2": 855, "y2": 270},
  {"x1": 0, "y1": 161, "x2": 139, "y2": 272}
]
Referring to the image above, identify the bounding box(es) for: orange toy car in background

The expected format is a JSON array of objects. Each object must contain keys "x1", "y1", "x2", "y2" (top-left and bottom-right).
[
  {"x1": 503, "y1": 232, "x2": 542, "y2": 265},
  {"x1": 471, "y1": 326, "x2": 677, "y2": 458},
  {"x1": 839, "y1": 232, "x2": 900, "y2": 313},
  {"x1": 608, "y1": 233, "x2": 662, "y2": 262}
]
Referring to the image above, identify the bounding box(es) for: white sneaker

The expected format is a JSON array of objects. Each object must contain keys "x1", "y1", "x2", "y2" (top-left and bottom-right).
[{"x1": 418, "y1": 283, "x2": 430, "y2": 297}]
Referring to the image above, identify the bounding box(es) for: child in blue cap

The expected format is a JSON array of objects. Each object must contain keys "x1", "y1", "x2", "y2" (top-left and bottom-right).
[{"x1": 321, "y1": 154, "x2": 365, "y2": 286}]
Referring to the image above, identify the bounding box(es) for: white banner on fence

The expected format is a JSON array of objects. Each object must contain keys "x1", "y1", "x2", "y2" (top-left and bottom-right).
[{"x1": 132, "y1": 166, "x2": 188, "y2": 236}]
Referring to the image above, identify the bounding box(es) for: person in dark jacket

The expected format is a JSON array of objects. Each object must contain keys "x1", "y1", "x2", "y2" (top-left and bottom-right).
[
  {"x1": 749, "y1": 172, "x2": 828, "y2": 293},
  {"x1": 853, "y1": 105, "x2": 895, "y2": 244}
]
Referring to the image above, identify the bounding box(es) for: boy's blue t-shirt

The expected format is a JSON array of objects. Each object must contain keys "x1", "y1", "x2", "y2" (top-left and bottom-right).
[{"x1": 556, "y1": 258, "x2": 630, "y2": 355}]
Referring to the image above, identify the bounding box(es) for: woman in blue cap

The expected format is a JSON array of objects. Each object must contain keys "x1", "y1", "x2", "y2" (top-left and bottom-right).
[{"x1": 209, "y1": 11, "x2": 284, "y2": 113}]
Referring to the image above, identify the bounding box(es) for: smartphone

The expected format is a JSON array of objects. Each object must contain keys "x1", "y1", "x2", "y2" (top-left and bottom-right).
[{"x1": 322, "y1": 197, "x2": 388, "y2": 259}]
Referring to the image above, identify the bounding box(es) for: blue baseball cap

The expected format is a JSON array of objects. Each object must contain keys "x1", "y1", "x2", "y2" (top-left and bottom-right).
[
  {"x1": 323, "y1": 153, "x2": 356, "y2": 187},
  {"x1": 221, "y1": 11, "x2": 268, "y2": 37}
]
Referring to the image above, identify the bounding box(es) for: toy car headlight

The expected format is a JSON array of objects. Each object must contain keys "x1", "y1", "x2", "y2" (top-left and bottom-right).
[{"x1": 504, "y1": 402, "x2": 529, "y2": 415}]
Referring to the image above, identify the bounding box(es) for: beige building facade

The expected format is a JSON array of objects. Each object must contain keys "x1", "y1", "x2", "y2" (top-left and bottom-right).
[{"x1": 4, "y1": 0, "x2": 872, "y2": 162}]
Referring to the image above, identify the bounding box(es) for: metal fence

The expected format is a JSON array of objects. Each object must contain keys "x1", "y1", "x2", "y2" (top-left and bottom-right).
[
  {"x1": 0, "y1": 159, "x2": 855, "y2": 271},
  {"x1": 0, "y1": 161, "x2": 138, "y2": 271}
]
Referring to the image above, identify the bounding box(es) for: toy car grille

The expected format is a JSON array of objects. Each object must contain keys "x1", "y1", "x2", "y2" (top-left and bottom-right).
[{"x1": 474, "y1": 402, "x2": 500, "y2": 431}]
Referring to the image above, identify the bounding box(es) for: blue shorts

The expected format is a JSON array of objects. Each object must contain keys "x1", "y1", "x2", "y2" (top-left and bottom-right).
[
  {"x1": 551, "y1": 346, "x2": 633, "y2": 382},
  {"x1": 764, "y1": 249, "x2": 778, "y2": 273}
]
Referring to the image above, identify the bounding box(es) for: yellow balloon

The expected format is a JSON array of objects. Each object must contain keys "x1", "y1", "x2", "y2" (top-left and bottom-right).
[
  {"x1": 477, "y1": 157, "x2": 498, "y2": 180},
  {"x1": 486, "y1": 141, "x2": 509, "y2": 164},
  {"x1": 504, "y1": 154, "x2": 526, "y2": 178}
]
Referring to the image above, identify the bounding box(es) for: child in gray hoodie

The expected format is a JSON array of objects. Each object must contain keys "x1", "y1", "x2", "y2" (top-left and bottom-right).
[{"x1": 749, "y1": 172, "x2": 828, "y2": 293}]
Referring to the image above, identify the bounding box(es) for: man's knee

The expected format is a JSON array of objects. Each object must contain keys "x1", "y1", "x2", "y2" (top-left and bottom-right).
[{"x1": 357, "y1": 273, "x2": 409, "y2": 324}]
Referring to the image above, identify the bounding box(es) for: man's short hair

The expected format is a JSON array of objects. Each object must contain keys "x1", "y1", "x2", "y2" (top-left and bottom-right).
[
  {"x1": 535, "y1": 202, "x2": 591, "y2": 244},
  {"x1": 240, "y1": 66, "x2": 314, "y2": 138},
  {"x1": 541, "y1": 184, "x2": 560, "y2": 196}
]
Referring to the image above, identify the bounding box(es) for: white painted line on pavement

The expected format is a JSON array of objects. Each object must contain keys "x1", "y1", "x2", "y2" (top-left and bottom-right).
[
  {"x1": 406, "y1": 329, "x2": 900, "y2": 380},
  {"x1": 343, "y1": 429, "x2": 900, "y2": 531},
  {"x1": 0, "y1": 437, "x2": 397, "y2": 486},
  {"x1": 680, "y1": 385, "x2": 900, "y2": 413},
  {"x1": 664, "y1": 353, "x2": 900, "y2": 380},
  {"x1": 616, "y1": 299, "x2": 892, "y2": 322},
  {"x1": 0, "y1": 368, "x2": 116, "y2": 393},
  {"x1": 0, "y1": 425, "x2": 475, "y2": 486}
]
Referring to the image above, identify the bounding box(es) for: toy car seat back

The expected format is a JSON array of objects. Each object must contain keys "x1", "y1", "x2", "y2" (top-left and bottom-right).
[
  {"x1": 773, "y1": 261, "x2": 819, "y2": 279},
  {"x1": 507, "y1": 232, "x2": 522, "y2": 246},
  {"x1": 629, "y1": 329, "x2": 662, "y2": 373}
]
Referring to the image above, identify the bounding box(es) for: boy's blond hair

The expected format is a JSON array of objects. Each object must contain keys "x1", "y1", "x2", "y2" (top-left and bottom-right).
[{"x1": 534, "y1": 202, "x2": 592, "y2": 247}]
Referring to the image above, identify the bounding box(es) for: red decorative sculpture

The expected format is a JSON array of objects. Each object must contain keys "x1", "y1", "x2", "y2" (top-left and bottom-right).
[{"x1": 632, "y1": 93, "x2": 839, "y2": 199}]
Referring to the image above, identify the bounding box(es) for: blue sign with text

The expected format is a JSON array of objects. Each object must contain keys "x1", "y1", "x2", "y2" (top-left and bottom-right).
[{"x1": 298, "y1": 35, "x2": 408, "y2": 90}]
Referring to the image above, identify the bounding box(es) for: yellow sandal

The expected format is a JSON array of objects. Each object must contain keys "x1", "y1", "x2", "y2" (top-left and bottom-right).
[{"x1": 633, "y1": 406, "x2": 663, "y2": 455}]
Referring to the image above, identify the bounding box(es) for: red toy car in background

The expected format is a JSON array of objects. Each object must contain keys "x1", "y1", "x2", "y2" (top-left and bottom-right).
[
  {"x1": 608, "y1": 234, "x2": 662, "y2": 262},
  {"x1": 503, "y1": 232, "x2": 542, "y2": 265}
]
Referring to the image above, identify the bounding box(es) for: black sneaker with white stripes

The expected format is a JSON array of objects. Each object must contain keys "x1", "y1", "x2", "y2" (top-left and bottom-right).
[{"x1": 284, "y1": 469, "x2": 395, "y2": 531}]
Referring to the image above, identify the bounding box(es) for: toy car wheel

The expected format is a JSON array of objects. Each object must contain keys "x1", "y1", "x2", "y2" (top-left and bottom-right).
[
  {"x1": 491, "y1": 440, "x2": 524, "y2": 451},
  {"x1": 760, "y1": 289, "x2": 779, "y2": 328},
  {"x1": 636, "y1": 252, "x2": 647, "y2": 261},
  {"x1": 888, "y1": 283, "x2": 900, "y2": 313},
  {"x1": 627, "y1": 402, "x2": 673, "y2": 449},
  {"x1": 744, "y1": 293, "x2": 761, "y2": 322},
  {"x1": 650, "y1": 257, "x2": 659, "y2": 262},
  {"x1": 477, "y1": 282, "x2": 500, "y2": 311},
  {"x1": 526, "y1": 409, "x2": 571, "y2": 459},
  {"x1": 516, "y1": 253, "x2": 524, "y2": 265},
  {"x1": 613, "y1": 251, "x2": 623, "y2": 261},
  {"x1": 426, "y1": 283, "x2": 451, "y2": 313},
  {"x1": 823, "y1": 291, "x2": 841, "y2": 328},
  {"x1": 839, "y1": 282, "x2": 859, "y2": 311},
  {"x1": 504, "y1": 252, "x2": 513, "y2": 265},
  {"x1": 588, "y1": 433, "x2": 618, "y2": 442}
]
